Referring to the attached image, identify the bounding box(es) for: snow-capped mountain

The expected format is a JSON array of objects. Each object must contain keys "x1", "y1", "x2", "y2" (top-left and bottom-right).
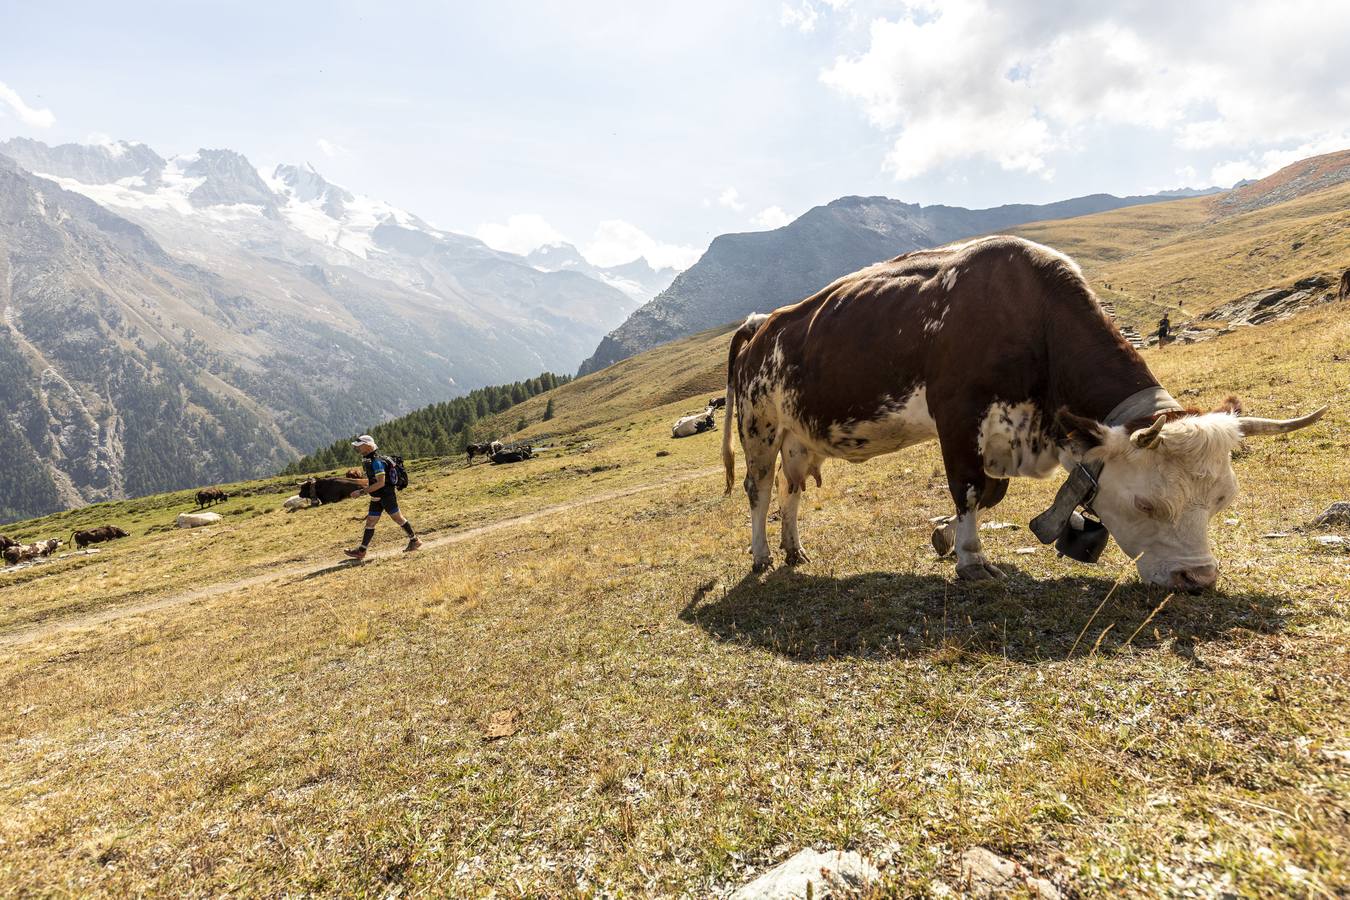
[
  {"x1": 527, "y1": 242, "x2": 677, "y2": 303},
  {"x1": 0, "y1": 136, "x2": 639, "y2": 520}
]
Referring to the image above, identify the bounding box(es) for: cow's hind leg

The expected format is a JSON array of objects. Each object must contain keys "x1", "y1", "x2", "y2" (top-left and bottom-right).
[
  {"x1": 741, "y1": 416, "x2": 781, "y2": 573},
  {"x1": 777, "y1": 436, "x2": 821, "y2": 566}
]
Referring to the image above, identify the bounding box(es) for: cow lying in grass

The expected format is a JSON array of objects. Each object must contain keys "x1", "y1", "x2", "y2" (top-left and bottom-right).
[
  {"x1": 296, "y1": 476, "x2": 367, "y2": 505},
  {"x1": 467, "y1": 441, "x2": 503, "y2": 464},
  {"x1": 723, "y1": 236, "x2": 1325, "y2": 590},
  {"x1": 71, "y1": 525, "x2": 129, "y2": 550},
  {"x1": 672, "y1": 408, "x2": 717, "y2": 438}
]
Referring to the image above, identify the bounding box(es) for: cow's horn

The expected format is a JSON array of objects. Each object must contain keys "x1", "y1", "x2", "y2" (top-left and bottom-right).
[
  {"x1": 1237, "y1": 406, "x2": 1328, "y2": 436},
  {"x1": 1131, "y1": 413, "x2": 1167, "y2": 449}
]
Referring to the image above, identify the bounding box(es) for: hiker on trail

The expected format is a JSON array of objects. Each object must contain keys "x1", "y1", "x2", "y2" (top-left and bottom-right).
[
  {"x1": 344, "y1": 435, "x2": 422, "y2": 560},
  {"x1": 1157, "y1": 312, "x2": 1171, "y2": 345}
]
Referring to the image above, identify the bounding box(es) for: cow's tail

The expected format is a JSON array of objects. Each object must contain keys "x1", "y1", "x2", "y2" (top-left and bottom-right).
[{"x1": 723, "y1": 313, "x2": 768, "y2": 495}]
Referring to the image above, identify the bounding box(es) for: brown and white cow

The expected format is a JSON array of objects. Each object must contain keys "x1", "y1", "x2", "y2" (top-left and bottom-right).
[{"x1": 722, "y1": 236, "x2": 1326, "y2": 590}]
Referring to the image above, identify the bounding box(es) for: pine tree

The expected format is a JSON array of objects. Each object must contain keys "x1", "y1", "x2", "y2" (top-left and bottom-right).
[{"x1": 543, "y1": 398, "x2": 555, "y2": 421}]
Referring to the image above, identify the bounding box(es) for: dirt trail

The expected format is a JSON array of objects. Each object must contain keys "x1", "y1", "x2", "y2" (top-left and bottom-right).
[{"x1": 2, "y1": 466, "x2": 722, "y2": 650}]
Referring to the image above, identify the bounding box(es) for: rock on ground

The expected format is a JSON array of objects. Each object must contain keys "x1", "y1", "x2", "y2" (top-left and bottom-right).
[
  {"x1": 731, "y1": 848, "x2": 880, "y2": 899},
  {"x1": 960, "y1": 847, "x2": 1062, "y2": 899},
  {"x1": 1313, "y1": 501, "x2": 1350, "y2": 528}
]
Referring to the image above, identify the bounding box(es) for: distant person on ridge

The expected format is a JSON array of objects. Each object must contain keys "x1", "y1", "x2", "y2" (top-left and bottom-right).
[
  {"x1": 1157, "y1": 312, "x2": 1171, "y2": 345},
  {"x1": 344, "y1": 435, "x2": 421, "y2": 559}
]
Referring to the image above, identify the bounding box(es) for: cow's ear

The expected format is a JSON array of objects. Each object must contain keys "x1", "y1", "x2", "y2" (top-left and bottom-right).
[
  {"x1": 1214, "y1": 395, "x2": 1243, "y2": 415},
  {"x1": 1057, "y1": 407, "x2": 1106, "y2": 453}
]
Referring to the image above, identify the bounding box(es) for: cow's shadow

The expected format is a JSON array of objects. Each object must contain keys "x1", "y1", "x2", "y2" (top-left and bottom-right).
[{"x1": 679, "y1": 566, "x2": 1290, "y2": 665}]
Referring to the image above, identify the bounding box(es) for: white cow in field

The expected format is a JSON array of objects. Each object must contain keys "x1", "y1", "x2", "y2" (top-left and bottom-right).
[
  {"x1": 282, "y1": 495, "x2": 314, "y2": 512},
  {"x1": 176, "y1": 511, "x2": 222, "y2": 529},
  {"x1": 673, "y1": 406, "x2": 717, "y2": 438}
]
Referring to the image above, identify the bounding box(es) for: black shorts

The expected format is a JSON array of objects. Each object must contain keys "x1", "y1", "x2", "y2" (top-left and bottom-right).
[{"x1": 367, "y1": 493, "x2": 399, "y2": 517}]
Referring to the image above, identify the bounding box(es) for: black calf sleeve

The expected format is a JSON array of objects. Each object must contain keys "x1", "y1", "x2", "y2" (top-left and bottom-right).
[
  {"x1": 401, "y1": 521, "x2": 416, "y2": 538},
  {"x1": 361, "y1": 527, "x2": 375, "y2": 548}
]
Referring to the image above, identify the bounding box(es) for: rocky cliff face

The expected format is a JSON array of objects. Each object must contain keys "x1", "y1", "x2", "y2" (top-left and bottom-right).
[{"x1": 576, "y1": 191, "x2": 1185, "y2": 375}]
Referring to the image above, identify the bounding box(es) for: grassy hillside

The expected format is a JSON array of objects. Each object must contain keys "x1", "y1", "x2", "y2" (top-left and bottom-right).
[
  {"x1": 1013, "y1": 181, "x2": 1350, "y2": 327},
  {"x1": 0, "y1": 286, "x2": 1347, "y2": 895}
]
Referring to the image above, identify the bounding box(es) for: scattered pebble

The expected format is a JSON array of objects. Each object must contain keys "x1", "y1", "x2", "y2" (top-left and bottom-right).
[
  {"x1": 980, "y1": 521, "x2": 1018, "y2": 531},
  {"x1": 1261, "y1": 532, "x2": 1291, "y2": 539},
  {"x1": 1224, "y1": 518, "x2": 1240, "y2": 526},
  {"x1": 730, "y1": 848, "x2": 880, "y2": 899},
  {"x1": 960, "y1": 847, "x2": 1062, "y2": 899},
  {"x1": 1015, "y1": 547, "x2": 1038, "y2": 555},
  {"x1": 1313, "y1": 501, "x2": 1350, "y2": 528},
  {"x1": 1320, "y1": 747, "x2": 1350, "y2": 765},
  {"x1": 1312, "y1": 535, "x2": 1345, "y2": 547}
]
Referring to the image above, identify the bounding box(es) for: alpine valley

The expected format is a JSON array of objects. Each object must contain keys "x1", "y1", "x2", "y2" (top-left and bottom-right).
[{"x1": 0, "y1": 137, "x2": 666, "y2": 521}]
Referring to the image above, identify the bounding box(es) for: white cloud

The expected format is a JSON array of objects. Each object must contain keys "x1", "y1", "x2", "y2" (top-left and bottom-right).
[
  {"x1": 781, "y1": 2, "x2": 819, "y2": 33},
  {"x1": 821, "y1": 0, "x2": 1350, "y2": 180},
  {"x1": 717, "y1": 187, "x2": 746, "y2": 212},
  {"x1": 316, "y1": 138, "x2": 348, "y2": 158},
  {"x1": 751, "y1": 205, "x2": 793, "y2": 229},
  {"x1": 582, "y1": 219, "x2": 702, "y2": 270},
  {"x1": 0, "y1": 81, "x2": 55, "y2": 128},
  {"x1": 475, "y1": 213, "x2": 566, "y2": 256}
]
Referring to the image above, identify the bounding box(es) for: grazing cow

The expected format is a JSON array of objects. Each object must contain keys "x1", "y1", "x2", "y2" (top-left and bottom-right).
[
  {"x1": 672, "y1": 408, "x2": 717, "y2": 438},
  {"x1": 35, "y1": 538, "x2": 61, "y2": 557},
  {"x1": 4, "y1": 545, "x2": 32, "y2": 565},
  {"x1": 296, "y1": 476, "x2": 367, "y2": 505},
  {"x1": 723, "y1": 236, "x2": 1326, "y2": 589},
  {"x1": 196, "y1": 487, "x2": 227, "y2": 508},
  {"x1": 71, "y1": 525, "x2": 130, "y2": 550},
  {"x1": 466, "y1": 441, "x2": 503, "y2": 464}
]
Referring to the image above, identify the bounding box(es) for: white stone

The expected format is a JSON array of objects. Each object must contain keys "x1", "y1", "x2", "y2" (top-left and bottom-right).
[
  {"x1": 731, "y1": 848, "x2": 880, "y2": 900},
  {"x1": 960, "y1": 847, "x2": 1061, "y2": 899},
  {"x1": 1312, "y1": 535, "x2": 1345, "y2": 547},
  {"x1": 176, "y1": 511, "x2": 222, "y2": 528}
]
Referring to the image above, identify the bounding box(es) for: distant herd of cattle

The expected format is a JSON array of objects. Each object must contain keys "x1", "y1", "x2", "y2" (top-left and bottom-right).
[{"x1": 4, "y1": 406, "x2": 728, "y2": 568}]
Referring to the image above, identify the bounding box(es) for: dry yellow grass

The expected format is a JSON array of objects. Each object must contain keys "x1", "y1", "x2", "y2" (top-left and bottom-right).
[
  {"x1": 1, "y1": 277, "x2": 1347, "y2": 895},
  {"x1": 1013, "y1": 181, "x2": 1350, "y2": 326}
]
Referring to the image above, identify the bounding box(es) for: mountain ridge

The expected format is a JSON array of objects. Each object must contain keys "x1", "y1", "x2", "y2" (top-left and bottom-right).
[{"x1": 576, "y1": 188, "x2": 1218, "y2": 375}]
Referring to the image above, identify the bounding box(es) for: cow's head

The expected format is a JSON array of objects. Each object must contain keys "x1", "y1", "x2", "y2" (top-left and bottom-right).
[
  {"x1": 1060, "y1": 399, "x2": 1326, "y2": 591},
  {"x1": 297, "y1": 478, "x2": 317, "y2": 500},
  {"x1": 113, "y1": 527, "x2": 129, "y2": 537}
]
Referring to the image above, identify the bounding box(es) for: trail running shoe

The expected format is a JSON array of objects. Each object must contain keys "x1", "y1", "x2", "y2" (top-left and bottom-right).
[
  {"x1": 404, "y1": 537, "x2": 423, "y2": 553},
  {"x1": 343, "y1": 546, "x2": 368, "y2": 560}
]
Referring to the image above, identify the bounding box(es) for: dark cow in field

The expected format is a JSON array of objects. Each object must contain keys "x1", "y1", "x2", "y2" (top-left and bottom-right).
[
  {"x1": 488, "y1": 443, "x2": 532, "y2": 464},
  {"x1": 708, "y1": 396, "x2": 727, "y2": 410},
  {"x1": 1340, "y1": 268, "x2": 1349, "y2": 301},
  {"x1": 0, "y1": 535, "x2": 15, "y2": 551},
  {"x1": 297, "y1": 476, "x2": 367, "y2": 505},
  {"x1": 196, "y1": 487, "x2": 228, "y2": 508},
  {"x1": 467, "y1": 441, "x2": 503, "y2": 464},
  {"x1": 71, "y1": 525, "x2": 129, "y2": 550},
  {"x1": 723, "y1": 236, "x2": 1326, "y2": 590},
  {"x1": 343, "y1": 468, "x2": 367, "y2": 481}
]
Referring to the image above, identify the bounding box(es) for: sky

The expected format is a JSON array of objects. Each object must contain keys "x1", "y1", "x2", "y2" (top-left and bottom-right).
[{"x1": 3, "y1": 0, "x2": 1348, "y2": 269}]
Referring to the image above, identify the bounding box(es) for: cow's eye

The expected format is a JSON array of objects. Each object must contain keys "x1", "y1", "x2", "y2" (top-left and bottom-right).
[{"x1": 1134, "y1": 496, "x2": 1156, "y2": 515}]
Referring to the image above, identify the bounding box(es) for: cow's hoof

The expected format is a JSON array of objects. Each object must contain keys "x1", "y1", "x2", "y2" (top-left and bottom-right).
[
  {"x1": 931, "y1": 525, "x2": 956, "y2": 558},
  {"x1": 784, "y1": 548, "x2": 809, "y2": 566},
  {"x1": 956, "y1": 562, "x2": 1006, "y2": 581},
  {"x1": 751, "y1": 555, "x2": 774, "y2": 573}
]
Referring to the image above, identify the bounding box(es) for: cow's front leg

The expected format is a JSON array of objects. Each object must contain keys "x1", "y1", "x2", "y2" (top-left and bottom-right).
[{"x1": 948, "y1": 477, "x2": 1010, "y2": 582}]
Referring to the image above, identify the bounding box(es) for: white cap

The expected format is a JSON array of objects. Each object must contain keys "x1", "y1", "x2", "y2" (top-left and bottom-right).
[{"x1": 351, "y1": 434, "x2": 377, "y2": 448}]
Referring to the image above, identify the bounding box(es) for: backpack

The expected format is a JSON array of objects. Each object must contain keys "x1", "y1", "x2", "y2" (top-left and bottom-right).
[{"x1": 383, "y1": 454, "x2": 409, "y2": 490}]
